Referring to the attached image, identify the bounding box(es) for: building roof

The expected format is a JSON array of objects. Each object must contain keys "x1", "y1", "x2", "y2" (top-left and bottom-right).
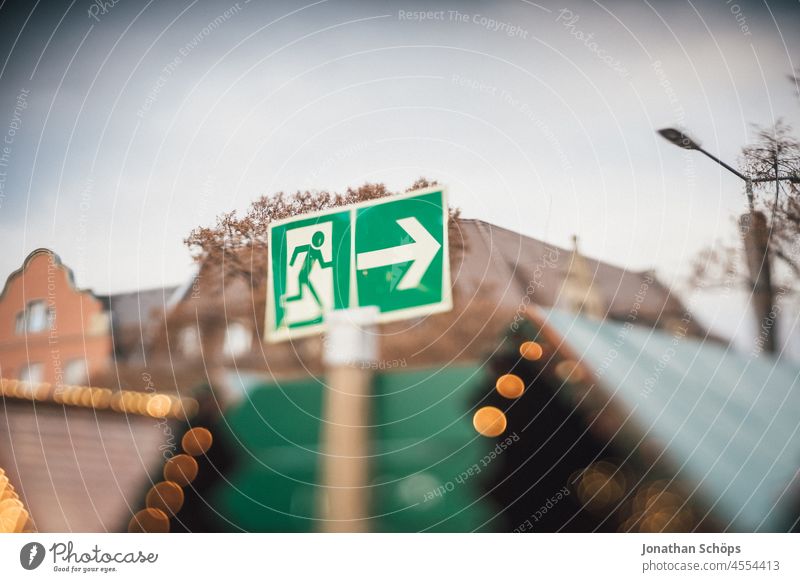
[
  {"x1": 98, "y1": 286, "x2": 179, "y2": 363},
  {"x1": 540, "y1": 307, "x2": 800, "y2": 532},
  {"x1": 99, "y1": 287, "x2": 179, "y2": 331},
  {"x1": 0, "y1": 248, "x2": 84, "y2": 302},
  {"x1": 0, "y1": 401, "x2": 176, "y2": 532},
  {"x1": 0, "y1": 379, "x2": 199, "y2": 532},
  {"x1": 455, "y1": 219, "x2": 694, "y2": 331}
]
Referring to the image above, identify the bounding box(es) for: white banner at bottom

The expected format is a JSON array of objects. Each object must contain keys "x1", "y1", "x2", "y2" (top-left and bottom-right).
[{"x1": 0, "y1": 533, "x2": 797, "y2": 581}]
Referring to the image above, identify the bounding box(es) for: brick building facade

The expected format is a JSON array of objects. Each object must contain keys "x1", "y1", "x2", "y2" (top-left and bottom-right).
[{"x1": 0, "y1": 249, "x2": 111, "y2": 388}]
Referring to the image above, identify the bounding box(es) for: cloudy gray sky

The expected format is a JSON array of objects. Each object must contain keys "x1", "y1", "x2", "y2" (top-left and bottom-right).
[{"x1": 0, "y1": 0, "x2": 798, "y2": 351}]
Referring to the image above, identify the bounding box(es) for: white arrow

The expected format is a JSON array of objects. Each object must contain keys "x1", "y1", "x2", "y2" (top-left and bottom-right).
[{"x1": 356, "y1": 217, "x2": 441, "y2": 291}]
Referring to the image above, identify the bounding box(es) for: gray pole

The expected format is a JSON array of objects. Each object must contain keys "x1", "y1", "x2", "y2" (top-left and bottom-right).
[
  {"x1": 656, "y1": 128, "x2": 794, "y2": 354},
  {"x1": 739, "y1": 180, "x2": 777, "y2": 354},
  {"x1": 318, "y1": 307, "x2": 378, "y2": 532}
]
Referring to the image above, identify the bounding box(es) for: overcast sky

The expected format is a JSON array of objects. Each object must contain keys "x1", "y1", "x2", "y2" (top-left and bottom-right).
[{"x1": 0, "y1": 0, "x2": 798, "y2": 352}]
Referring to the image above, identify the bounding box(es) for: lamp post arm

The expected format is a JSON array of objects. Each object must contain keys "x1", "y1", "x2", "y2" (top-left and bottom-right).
[
  {"x1": 695, "y1": 146, "x2": 750, "y2": 181},
  {"x1": 751, "y1": 175, "x2": 799, "y2": 183}
]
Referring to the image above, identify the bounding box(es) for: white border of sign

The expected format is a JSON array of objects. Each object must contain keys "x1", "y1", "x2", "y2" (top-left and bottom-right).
[{"x1": 266, "y1": 186, "x2": 452, "y2": 343}]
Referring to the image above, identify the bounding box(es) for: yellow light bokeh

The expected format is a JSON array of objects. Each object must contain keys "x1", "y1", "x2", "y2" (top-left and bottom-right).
[
  {"x1": 0, "y1": 377, "x2": 196, "y2": 420},
  {"x1": 575, "y1": 461, "x2": 629, "y2": 515},
  {"x1": 495, "y1": 374, "x2": 525, "y2": 399},
  {"x1": 472, "y1": 406, "x2": 507, "y2": 437},
  {"x1": 79, "y1": 388, "x2": 93, "y2": 407},
  {"x1": 163, "y1": 454, "x2": 198, "y2": 487},
  {"x1": 146, "y1": 481, "x2": 185, "y2": 515},
  {"x1": 146, "y1": 395, "x2": 173, "y2": 418},
  {"x1": 132, "y1": 392, "x2": 147, "y2": 415},
  {"x1": 0, "y1": 506, "x2": 28, "y2": 533},
  {"x1": 95, "y1": 388, "x2": 112, "y2": 409},
  {"x1": 32, "y1": 382, "x2": 50, "y2": 401},
  {"x1": 0, "y1": 498, "x2": 23, "y2": 514},
  {"x1": 110, "y1": 392, "x2": 123, "y2": 412},
  {"x1": 128, "y1": 508, "x2": 170, "y2": 533},
  {"x1": 555, "y1": 359, "x2": 585, "y2": 383},
  {"x1": 519, "y1": 341, "x2": 543, "y2": 361},
  {"x1": 182, "y1": 427, "x2": 213, "y2": 456}
]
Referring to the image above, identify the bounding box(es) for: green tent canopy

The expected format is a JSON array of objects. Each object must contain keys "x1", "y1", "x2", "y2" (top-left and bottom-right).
[
  {"x1": 212, "y1": 366, "x2": 499, "y2": 532},
  {"x1": 541, "y1": 308, "x2": 800, "y2": 532}
]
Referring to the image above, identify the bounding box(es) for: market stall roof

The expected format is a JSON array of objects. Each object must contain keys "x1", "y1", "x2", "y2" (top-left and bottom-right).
[
  {"x1": 540, "y1": 308, "x2": 800, "y2": 532},
  {"x1": 0, "y1": 380, "x2": 196, "y2": 532}
]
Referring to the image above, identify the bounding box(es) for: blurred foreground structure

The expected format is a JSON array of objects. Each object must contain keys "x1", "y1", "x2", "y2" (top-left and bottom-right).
[{"x1": 0, "y1": 220, "x2": 798, "y2": 533}]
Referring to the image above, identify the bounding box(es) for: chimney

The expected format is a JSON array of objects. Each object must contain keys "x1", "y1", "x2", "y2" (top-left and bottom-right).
[{"x1": 559, "y1": 235, "x2": 606, "y2": 319}]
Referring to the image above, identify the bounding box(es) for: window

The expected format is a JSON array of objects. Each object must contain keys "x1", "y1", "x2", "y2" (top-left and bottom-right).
[
  {"x1": 16, "y1": 300, "x2": 53, "y2": 334},
  {"x1": 15, "y1": 311, "x2": 25, "y2": 334},
  {"x1": 63, "y1": 360, "x2": 87, "y2": 385},
  {"x1": 26, "y1": 300, "x2": 48, "y2": 332},
  {"x1": 18, "y1": 363, "x2": 44, "y2": 385},
  {"x1": 223, "y1": 322, "x2": 252, "y2": 358},
  {"x1": 178, "y1": 326, "x2": 200, "y2": 357}
]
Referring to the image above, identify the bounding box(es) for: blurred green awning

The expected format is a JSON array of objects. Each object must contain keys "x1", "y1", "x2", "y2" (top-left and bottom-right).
[
  {"x1": 541, "y1": 308, "x2": 800, "y2": 532},
  {"x1": 213, "y1": 365, "x2": 497, "y2": 532}
]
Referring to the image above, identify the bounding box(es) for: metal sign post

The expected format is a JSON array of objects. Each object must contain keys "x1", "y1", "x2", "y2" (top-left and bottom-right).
[{"x1": 318, "y1": 307, "x2": 378, "y2": 532}]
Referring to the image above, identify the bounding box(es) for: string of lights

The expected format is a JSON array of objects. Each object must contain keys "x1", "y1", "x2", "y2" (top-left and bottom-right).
[
  {"x1": 0, "y1": 467, "x2": 33, "y2": 533},
  {"x1": 0, "y1": 378, "x2": 198, "y2": 420},
  {"x1": 128, "y1": 427, "x2": 214, "y2": 533}
]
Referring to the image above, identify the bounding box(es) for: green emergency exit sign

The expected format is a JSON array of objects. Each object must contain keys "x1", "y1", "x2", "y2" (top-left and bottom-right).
[{"x1": 266, "y1": 187, "x2": 451, "y2": 341}]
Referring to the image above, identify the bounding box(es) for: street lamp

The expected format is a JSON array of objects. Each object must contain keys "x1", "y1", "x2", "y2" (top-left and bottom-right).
[
  {"x1": 657, "y1": 128, "x2": 700, "y2": 150},
  {"x1": 657, "y1": 128, "x2": 754, "y2": 206},
  {"x1": 656, "y1": 127, "x2": 794, "y2": 354}
]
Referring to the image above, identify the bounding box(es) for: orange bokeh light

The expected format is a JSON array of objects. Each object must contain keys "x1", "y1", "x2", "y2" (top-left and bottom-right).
[
  {"x1": 146, "y1": 481, "x2": 185, "y2": 515},
  {"x1": 519, "y1": 341, "x2": 543, "y2": 361},
  {"x1": 182, "y1": 427, "x2": 213, "y2": 456},
  {"x1": 473, "y1": 406, "x2": 507, "y2": 437},
  {"x1": 128, "y1": 508, "x2": 170, "y2": 533},
  {"x1": 495, "y1": 374, "x2": 525, "y2": 399},
  {"x1": 163, "y1": 454, "x2": 199, "y2": 487}
]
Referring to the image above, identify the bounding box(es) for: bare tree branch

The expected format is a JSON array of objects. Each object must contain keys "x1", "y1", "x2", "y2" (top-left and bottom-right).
[{"x1": 692, "y1": 120, "x2": 800, "y2": 294}]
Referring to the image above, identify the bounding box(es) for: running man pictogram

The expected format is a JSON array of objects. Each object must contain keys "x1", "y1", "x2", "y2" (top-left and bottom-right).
[{"x1": 282, "y1": 230, "x2": 333, "y2": 307}]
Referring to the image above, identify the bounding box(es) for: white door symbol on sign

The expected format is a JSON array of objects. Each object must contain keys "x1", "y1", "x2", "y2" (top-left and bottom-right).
[{"x1": 280, "y1": 222, "x2": 335, "y2": 326}]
